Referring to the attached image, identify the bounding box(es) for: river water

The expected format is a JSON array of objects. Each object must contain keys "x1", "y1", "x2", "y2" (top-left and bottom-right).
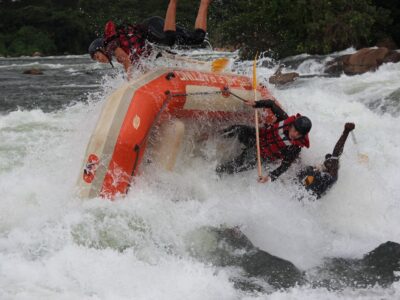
[{"x1": 0, "y1": 51, "x2": 400, "y2": 299}]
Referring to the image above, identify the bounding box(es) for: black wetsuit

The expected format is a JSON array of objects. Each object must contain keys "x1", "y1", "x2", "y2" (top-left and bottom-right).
[
  {"x1": 297, "y1": 166, "x2": 337, "y2": 198},
  {"x1": 142, "y1": 16, "x2": 207, "y2": 47},
  {"x1": 216, "y1": 100, "x2": 304, "y2": 180},
  {"x1": 297, "y1": 125, "x2": 353, "y2": 198}
]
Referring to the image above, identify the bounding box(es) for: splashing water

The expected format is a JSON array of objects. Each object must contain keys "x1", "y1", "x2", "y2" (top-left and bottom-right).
[{"x1": 0, "y1": 50, "x2": 400, "y2": 299}]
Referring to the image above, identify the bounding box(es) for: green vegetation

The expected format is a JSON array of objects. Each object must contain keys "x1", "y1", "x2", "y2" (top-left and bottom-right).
[
  {"x1": 7, "y1": 26, "x2": 57, "y2": 56},
  {"x1": 210, "y1": 0, "x2": 396, "y2": 58},
  {"x1": 0, "y1": 0, "x2": 398, "y2": 58}
]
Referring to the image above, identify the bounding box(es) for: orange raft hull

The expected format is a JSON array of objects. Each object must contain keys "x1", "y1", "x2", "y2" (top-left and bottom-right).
[{"x1": 77, "y1": 68, "x2": 276, "y2": 199}]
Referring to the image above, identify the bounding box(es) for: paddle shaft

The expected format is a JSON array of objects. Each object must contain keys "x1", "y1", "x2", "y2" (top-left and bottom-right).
[
  {"x1": 160, "y1": 51, "x2": 228, "y2": 72},
  {"x1": 164, "y1": 52, "x2": 207, "y2": 65},
  {"x1": 254, "y1": 110, "x2": 262, "y2": 178},
  {"x1": 253, "y1": 55, "x2": 263, "y2": 179},
  {"x1": 351, "y1": 131, "x2": 369, "y2": 163},
  {"x1": 350, "y1": 131, "x2": 358, "y2": 145}
]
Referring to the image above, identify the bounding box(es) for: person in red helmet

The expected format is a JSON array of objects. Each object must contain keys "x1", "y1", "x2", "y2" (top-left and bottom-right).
[
  {"x1": 216, "y1": 99, "x2": 311, "y2": 183},
  {"x1": 88, "y1": 0, "x2": 212, "y2": 75}
]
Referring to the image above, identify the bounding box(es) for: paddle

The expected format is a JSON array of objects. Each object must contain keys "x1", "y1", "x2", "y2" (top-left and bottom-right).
[
  {"x1": 160, "y1": 50, "x2": 229, "y2": 73},
  {"x1": 253, "y1": 53, "x2": 263, "y2": 181},
  {"x1": 351, "y1": 132, "x2": 369, "y2": 163}
]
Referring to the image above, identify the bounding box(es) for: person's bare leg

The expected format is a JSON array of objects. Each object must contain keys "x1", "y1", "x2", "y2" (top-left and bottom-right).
[
  {"x1": 163, "y1": 0, "x2": 177, "y2": 32},
  {"x1": 194, "y1": 0, "x2": 212, "y2": 31}
]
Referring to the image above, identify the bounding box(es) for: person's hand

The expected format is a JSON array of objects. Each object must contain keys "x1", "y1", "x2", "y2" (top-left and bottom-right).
[
  {"x1": 244, "y1": 100, "x2": 256, "y2": 107},
  {"x1": 126, "y1": 66, "x2": 133, "y2": 81},
  {"x1": 196, "y1": 132, "x2": 209, "y2": 142},
  {"x1": 345, "y1": 122, "x2": 355, "y2": 132},
  {"x1": 258, "y1": 175, "x2": 269, "y2": 183}
]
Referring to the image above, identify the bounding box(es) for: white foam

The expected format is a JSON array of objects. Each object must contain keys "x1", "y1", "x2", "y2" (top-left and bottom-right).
[{"x1": 0, "y1": 54, "x2": 400, "y2": 299}]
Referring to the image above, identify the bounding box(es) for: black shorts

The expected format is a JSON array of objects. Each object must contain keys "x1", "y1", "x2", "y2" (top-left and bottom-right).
[
  {"x1": 141, "y1": 16, "x2": 207, "y2": 47},
  {"x1": 220, "y1": 125, "x2": 256, "y2": 147},
  {"x1": 216, "y1": 125, "x2": 258, "y2": 175}
]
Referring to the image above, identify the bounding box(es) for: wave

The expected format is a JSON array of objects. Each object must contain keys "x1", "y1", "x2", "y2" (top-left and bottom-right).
[{"x1": 0, "y1": 51, "x2": 399, "y2": 299}]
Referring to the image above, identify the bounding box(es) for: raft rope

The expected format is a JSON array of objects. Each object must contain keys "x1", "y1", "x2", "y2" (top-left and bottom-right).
[
  {"x1": 227, "y1": 91, "x2": 247, "y2": 102},
  {"x1": 169, "y1": 91, "x2": 223, "y2": 98},
  {"x1": 168, "y1": 88, "x2": 248, "y2": 102}
]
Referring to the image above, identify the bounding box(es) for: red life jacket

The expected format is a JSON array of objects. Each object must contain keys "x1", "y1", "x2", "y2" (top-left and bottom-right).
[
  {"x1": 103, "y1": 21, "x2": 150, "y2": 63},
  {"x1": 259, "y1": 114, "x2": 310, "y2": 160}
]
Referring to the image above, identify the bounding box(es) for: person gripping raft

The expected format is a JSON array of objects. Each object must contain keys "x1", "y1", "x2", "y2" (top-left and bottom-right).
[
  {"x1": 216, "y1": 99, "x2": 312, "y2": 183},
  {"x1": 297, "y1": 122, "x2": 355, "y2": 198},
  {"x1": 88, "y1": 0, "x2": 212, "y2": 75}
]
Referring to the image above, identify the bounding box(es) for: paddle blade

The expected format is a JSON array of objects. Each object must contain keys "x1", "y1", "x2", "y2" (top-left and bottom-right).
[
  {"x1": 358, "y1": 153, "x2": 369, "y2": 164},
  {"x1": 211, "y1": 58, "x2": 229, "y2": 73}
]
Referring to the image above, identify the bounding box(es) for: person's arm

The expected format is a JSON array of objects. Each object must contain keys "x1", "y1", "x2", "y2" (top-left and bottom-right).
[
  {"x1": 114, "y1": 47, "x2": 132, "y2": 78},
  {"x1": 331, "y1": 122, "x2": 355, "y2": 157},
  {"x1": 269, "y1": 146, "x2": 301, "y2": 181},
  {"x1": 249, "y1": 99, "x2": 288, "y2": 121},
  {"x1": 324, "y1": 122, "x2": 355, "y2": 178}
]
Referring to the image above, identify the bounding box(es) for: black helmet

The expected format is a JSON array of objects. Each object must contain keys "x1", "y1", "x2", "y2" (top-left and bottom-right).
[
  {"x1": 89, "y1": 38, "x2": 105, "y2": 59},
  {"x1": 293, "y1": 116, "x2": 312, "y2": 135}
]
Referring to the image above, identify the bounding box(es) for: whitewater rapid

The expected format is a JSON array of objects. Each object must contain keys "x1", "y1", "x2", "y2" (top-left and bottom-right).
[{"x1": 0, "y1": 52, "x2": 400, "y2": 299}]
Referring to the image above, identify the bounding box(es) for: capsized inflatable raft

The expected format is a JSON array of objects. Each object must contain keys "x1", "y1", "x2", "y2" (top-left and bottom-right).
[{"x1": 77, "y1": 68, "x2": 276, "y2": 199}]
